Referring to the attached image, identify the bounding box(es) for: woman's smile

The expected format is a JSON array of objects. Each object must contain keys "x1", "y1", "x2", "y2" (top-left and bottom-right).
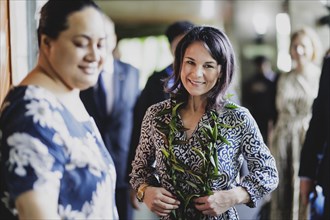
[
  {"x1": 78, "y1": 64, "x2": 98, "y2": 75},
  {"x1": 188, "y1": 78, "x2": 206, "y2": 86}
]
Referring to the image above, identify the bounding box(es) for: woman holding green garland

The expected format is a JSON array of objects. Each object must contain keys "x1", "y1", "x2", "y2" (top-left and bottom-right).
[{"x1": 130, "y1": 26, "x2": 278, "y2": 220}]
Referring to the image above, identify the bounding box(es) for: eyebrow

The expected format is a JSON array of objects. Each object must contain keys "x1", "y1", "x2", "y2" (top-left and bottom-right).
[
  {"x1": 73, "y1": 34, "x2": 106, "y2": 41},
  {"x1": 185, "y1": 56, "x2": 217, "y2": 65}
]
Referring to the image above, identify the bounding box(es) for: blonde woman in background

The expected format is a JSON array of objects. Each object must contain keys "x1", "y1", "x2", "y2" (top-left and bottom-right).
[{"x1": 270, "y1": 27, "x2": 322, "y2": 220}]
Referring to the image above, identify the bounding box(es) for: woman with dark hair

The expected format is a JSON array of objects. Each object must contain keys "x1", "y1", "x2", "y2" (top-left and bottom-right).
[
  {"x1": 0, "y1": 0, "x2": 118, "y2": 219},
  {"x1": 130, "y1": 26, "x2": 278, "y2": 220}
]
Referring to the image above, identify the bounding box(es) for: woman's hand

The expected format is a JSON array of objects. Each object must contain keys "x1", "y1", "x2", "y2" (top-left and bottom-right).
[
  {"x1": 143, "y1": 186, "x2": 180, "y2": 217},
  {"x1": 194, "y1": 187, "x2": 250, "y2": 216}
]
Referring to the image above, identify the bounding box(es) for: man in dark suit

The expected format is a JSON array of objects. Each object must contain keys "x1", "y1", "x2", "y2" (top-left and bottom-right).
[
  {"x1": 80, "y1": 15, "x2": 139, "y2": 220},
  {"x1": 127, "y1": 20, "x2": 194, "y2": 208},
  {"x1": 242, "y1": 55, "x2": 278, "y2": 146},
  {"x1": 299, "y1": 55, "x2": 330, "y2": 220}
]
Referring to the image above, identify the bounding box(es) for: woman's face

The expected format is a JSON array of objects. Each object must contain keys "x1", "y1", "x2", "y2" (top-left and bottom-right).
[
  {"x1": 180, "y1": 41, "x2": 221, "y2": 98},
  {"x1": 290, "y1": 34, "x2": 314, "y2": 63},
  {"x1": 45, "y1": 7, "x2": 107, "y2": 90}
]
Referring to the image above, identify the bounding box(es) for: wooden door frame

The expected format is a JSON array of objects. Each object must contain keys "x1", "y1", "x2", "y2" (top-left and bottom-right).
[{"x1": 0, "y1": 0, "x2": 12, "y2": 105}]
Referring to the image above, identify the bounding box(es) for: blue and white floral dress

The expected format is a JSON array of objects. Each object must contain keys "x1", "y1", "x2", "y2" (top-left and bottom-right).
[
  {"x1": 0, "y1": 86, "x2": 118, "y2": 219},
  {"x1": 130, "y1": 99, "x2": 278, "y2": 220}
]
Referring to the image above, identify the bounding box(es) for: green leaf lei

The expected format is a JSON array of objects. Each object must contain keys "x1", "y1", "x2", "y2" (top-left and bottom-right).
[{"x1": 155, "y1": 101, "x2": 237, "y2": 220}]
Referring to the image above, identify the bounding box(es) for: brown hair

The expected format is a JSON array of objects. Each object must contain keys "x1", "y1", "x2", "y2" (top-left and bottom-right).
[{"x1": 164, "y1": 25, "x2": 236, "y2": 110}]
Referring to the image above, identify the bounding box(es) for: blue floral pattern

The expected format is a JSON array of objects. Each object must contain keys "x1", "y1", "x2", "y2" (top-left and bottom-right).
[
  {"x1": 130, "y1": 99, "x2": 278, "y2": 220},
  {"x1": 0, "y1": 86, "x2": 118, "y2": 219}
]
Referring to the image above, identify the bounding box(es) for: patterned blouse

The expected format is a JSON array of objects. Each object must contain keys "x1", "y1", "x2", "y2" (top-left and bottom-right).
[
  {"x1": 0, "y1": 86, "x2": 118, "y2": 219},
  {"x1": 130, "y1": 99, "x2": 278, "y2": 220}
]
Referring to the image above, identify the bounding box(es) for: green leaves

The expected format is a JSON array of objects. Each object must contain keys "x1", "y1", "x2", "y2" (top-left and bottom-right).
[
  {"x1": 157, "y1": 103, "x2": 232, "y2": 220},
  {"x1": 161, "y1": 148, "x2": 169, "y2": 159},
  {"x1": 224, "y1": 102, "x2": 238, "y2": 110}
]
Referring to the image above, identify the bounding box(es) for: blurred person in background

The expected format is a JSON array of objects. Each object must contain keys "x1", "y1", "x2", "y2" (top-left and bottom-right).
[
  {"x1": 242, "y1": 55, "x2": 278, "y2": 146},
  {"x1": 242, "y1": 55, "x2": 278, "y2": 220},
  {"x1": 127, "y1": 20, "x2": 194, "y2": 209},
  {"x1": 299, "y1": 52, "x2": 330, "y2": 220},
  {"x1": 80, "y1": 13, "x2": 139, "y2": 220},
  {"x1": 0, "y1": 0, "x2": 118, "y2": 219},
  {"x1": 270, "y1": 27, "x2": 323, "y2": 220}
]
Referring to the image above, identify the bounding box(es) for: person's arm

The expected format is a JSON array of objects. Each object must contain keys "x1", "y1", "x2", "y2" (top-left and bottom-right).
[
  {"x1": 129, "y1": 103, "x2": 180, "y2": 217},
  {"x1": 16, "y1": 190, "x2": 60, "y2": 219},
  {"x1": 0, "y1": 90, "x2": 65, "y2": 219},
  {"x1": 239, "y1": 108, "x2": 279, "y2": 207},
  {"x1": 130, "y1": 104, "x2": 161, "y2": 188},
  {"x1": 194, "y1": 107, "x2": 278, "y2": 217}
]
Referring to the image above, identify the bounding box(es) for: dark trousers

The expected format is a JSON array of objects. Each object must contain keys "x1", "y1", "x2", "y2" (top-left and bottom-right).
[
  {"x1": 323, "y1": 195, "x2": 329, "y2": 220},
  {"x1": 116, "y1": 188, "x2": 134, "y2": 220}
]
